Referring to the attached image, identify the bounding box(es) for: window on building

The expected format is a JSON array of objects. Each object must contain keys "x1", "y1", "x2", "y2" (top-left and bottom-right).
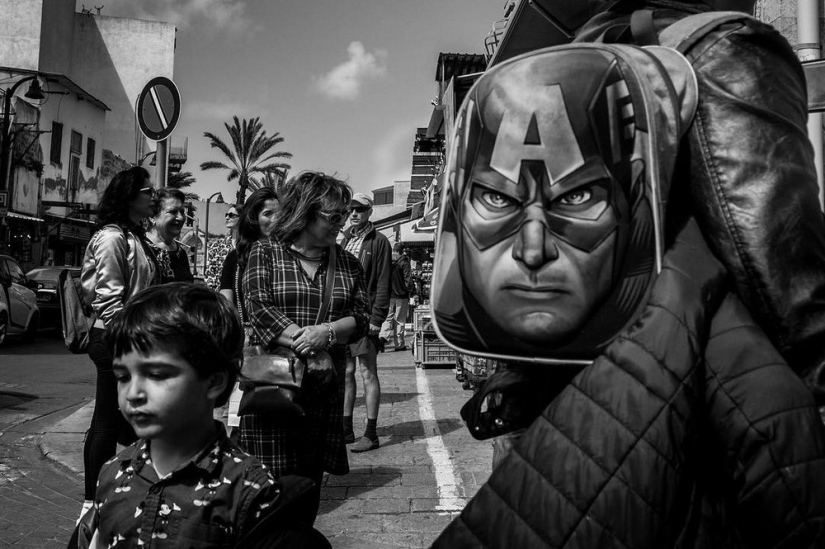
[
  {"x1": 70, "y1": 130, "x2": 82, "y2": 155},
  {"x1": 86, "y1": 138, "x2": 95, "y2": 169},
  {"x1": 49, "y1": 121, "x2": 63, "y2": 164},
  {"x1": 374, "y1": 189, "x2": 393, "y2": 206}
]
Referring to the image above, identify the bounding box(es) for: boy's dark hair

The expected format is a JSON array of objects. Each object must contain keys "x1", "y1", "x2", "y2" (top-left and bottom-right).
[{"x1": 108, "y1": 283, "x2": 242, "y2": 407}]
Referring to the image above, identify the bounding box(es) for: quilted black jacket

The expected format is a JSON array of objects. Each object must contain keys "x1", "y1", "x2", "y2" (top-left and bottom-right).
[{"x1": 432, "y1": 220, "x2": 825, "y2": 548}]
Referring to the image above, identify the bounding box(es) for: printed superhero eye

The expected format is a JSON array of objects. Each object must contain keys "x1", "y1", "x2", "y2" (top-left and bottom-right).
[
  {"x1": 551, "y1": 181, "x2": 610, "y2": 220},
  {"x1": 482, "y1": 191, "x2": 514, "y2": 208},
  {"x1": 470, "y1": 183, "x2": 520, "y2": 220},
  {"x1": 558, "y1": 189, "x2": 592, "y2": 206}
]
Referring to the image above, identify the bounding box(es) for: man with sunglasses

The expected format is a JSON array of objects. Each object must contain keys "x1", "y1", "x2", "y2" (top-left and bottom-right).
[{"x1": 340, "y1": 193, "x2": 391, "y2": 452}]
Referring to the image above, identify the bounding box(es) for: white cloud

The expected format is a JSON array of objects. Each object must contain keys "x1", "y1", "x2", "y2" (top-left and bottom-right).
[
  {"x1": 314, "y1": 42, "x2": 388, "y2": 101},
  {"x1": 94, "y1": 0, "x2": 253, "y2": 33}
]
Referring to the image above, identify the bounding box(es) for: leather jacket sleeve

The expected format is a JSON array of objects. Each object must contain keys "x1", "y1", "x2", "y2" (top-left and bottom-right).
[
  {"x1": 680, "y1": 17, "x2": 825, "y2": 403},
  {"x1": 81, "y1": 227, "x2": 131, "y2": 327}
]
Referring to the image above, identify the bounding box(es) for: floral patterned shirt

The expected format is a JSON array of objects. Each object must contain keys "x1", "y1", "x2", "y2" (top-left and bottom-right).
[
  {"x1": 204, "y1": 235, "x2": 235, "y2": 291},
  {"x1": 93, "y1": 422, "x2": 280, "y2": 548}
]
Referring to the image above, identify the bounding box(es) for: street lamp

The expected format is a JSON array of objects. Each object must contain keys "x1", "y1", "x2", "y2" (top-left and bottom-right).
[
  {"x1": 1, "y1": 75, "x2": 44, "y2": 192},
  {"x1": 202, "y1": 191, "x2": 225, "y2": 276}
]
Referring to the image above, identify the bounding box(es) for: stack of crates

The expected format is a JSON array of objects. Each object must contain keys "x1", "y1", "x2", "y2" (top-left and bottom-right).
[{"x1": 412, "y1": 307, "x2": 457, "y2": 369}]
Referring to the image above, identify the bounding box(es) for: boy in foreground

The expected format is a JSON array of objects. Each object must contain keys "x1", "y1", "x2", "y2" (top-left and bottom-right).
[{"x1": 74, "y1": 283, "x2": 328, "y2": 548}]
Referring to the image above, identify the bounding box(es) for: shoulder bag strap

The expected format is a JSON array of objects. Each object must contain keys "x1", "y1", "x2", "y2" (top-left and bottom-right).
[{"x1": 315, "y1": 245, "x2": 337, "y2": 324}]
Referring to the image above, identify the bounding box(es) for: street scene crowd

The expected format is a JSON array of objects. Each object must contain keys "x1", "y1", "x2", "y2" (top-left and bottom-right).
[{"x1": 4, "y1": 0, "x2": 825, "y2": 547}]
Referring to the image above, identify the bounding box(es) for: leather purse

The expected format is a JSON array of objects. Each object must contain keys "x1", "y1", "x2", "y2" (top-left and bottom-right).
[
  {"x1": 237, "y1": 245, "x2": 337, "y2": 418},
  {"x1": 238, "y1": 345, "x2": 306, "y2": 417}
]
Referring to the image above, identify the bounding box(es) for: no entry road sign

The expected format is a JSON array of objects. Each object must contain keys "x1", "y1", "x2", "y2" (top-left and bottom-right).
[{"x1": 137, "y1": 76, "x2": 181, "y2": 141}]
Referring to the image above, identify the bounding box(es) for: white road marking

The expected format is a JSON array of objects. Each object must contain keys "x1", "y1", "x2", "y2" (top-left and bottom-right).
[{"x1": 415, "y1": 366, "x2": 465, "y2": 513}]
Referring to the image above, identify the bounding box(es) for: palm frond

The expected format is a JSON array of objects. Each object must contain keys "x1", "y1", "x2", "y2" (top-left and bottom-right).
[{"x1": 202, "y1": 116, "x2": 292, "y2": 203}]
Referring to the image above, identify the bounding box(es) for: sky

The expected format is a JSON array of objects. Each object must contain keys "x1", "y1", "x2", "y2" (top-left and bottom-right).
[{"x1": 91, "y1": 0, "x2": 506, "y2": 201}]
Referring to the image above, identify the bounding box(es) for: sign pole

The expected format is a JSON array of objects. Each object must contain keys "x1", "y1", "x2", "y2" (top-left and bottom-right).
[
  {"x1": 136, "y1": 76, "x2": 181, "y2": 188},
  {"x1": 156, "y1": 138, "x2": 168, "y2": 187}
]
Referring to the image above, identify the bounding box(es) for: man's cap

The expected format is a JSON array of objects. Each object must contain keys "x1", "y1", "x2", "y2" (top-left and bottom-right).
[{"x1": 351, "y1": 193, "x2": 373, "y2": 208}]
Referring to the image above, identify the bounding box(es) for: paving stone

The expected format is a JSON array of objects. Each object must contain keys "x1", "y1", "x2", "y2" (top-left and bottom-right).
[
  {"x1": 382, "y1": 513, "x2": 453, "y2": 534},
  {"x1": 361, "y1": 498, "x2": 411, "y2": 514}
]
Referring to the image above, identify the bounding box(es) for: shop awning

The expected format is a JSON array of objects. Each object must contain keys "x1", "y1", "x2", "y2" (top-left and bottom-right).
[
  {"x1": 5, "y1": 211, "x2": 44, "y2": 222},
  {"x1": 377, "y1": 218, "x2": 434, "y2": 244}
]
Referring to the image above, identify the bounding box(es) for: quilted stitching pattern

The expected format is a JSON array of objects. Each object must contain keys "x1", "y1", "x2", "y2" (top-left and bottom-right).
[{"x1": 433, "y1": 221, "x2": 825, "y2": 548}]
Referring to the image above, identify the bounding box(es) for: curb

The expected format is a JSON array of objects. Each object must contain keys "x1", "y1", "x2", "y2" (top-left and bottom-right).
[{"x1": 40, "y1": 400, "x2": 94, "y2": 475}]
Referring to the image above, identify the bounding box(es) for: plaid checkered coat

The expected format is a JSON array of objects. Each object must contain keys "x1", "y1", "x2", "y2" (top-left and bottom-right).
[{"x1": 239, "y1": 237, "x2": 369, "y2": 477}]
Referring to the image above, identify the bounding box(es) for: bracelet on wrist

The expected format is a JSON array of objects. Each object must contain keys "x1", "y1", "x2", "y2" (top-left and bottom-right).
[{"x1": 324, "y1": 322, "x2": 337, "y2": 349}]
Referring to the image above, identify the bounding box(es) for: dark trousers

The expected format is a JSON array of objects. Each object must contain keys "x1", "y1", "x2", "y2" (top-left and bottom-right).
[{"x1": 82, "y1": 327, "x2": 136, "y2": 499}]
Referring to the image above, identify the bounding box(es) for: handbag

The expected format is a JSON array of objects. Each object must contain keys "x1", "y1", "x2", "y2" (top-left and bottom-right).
[{"x1": 237, "y1": 245, "x2": 337, "y2": 417}]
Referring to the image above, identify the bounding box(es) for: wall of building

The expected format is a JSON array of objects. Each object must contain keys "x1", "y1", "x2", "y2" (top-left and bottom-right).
[
  {"x1": 38, "y1": 0, "x2": 75, "y2": 74},
  {"x1": 69, "y1": 14, "x2": 176, "y2": 165},
  {"x1": 756, "y1": 0, "x2": 798, "y2": 38},
  {"x1": 0, "y1": 0, "x2": 43, "y2": 70},
  {"x1": 8, "y1": 99, "x2": 41, "y2": 215},
  {"x1": 372, "y1": 179, "x2": 412, "y2": 221},
  {"x1": 39, "y1": 81, "x2": 107, "y2": 217}
]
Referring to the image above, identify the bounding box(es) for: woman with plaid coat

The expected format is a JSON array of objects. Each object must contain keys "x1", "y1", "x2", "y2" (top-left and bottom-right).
[{"x1": 240, "y1": 171, "x2": 369, "y2": 524}]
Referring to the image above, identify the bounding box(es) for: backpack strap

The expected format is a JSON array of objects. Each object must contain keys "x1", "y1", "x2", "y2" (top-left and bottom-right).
[
  {"x1": 657, "y1": 11, "x2": 757, "y2": 54},
  {"x1": 630, "y1": 9, "x2": 659, "y2": 46}
]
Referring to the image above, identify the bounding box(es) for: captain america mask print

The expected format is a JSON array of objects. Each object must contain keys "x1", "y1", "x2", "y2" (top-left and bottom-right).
[{"x1": 432, "y1": 44, "x2": 698, "y2": 362}]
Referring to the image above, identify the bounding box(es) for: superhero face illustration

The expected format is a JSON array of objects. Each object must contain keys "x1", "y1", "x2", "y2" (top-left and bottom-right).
[
  {"x1": 459, "y1": 50, "x2": 634, "y2": 347},
  {"x1": 462, "y1": 168, "x2": 625, "y2": 346},
  {"x1": 432, "y1": 44, "x2": 697, "y2": 362}
]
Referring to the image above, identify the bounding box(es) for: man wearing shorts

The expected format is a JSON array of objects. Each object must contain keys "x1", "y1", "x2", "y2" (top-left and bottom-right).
[{"x1": 341, "y1": 193, "x2": 392, "y2": 452}]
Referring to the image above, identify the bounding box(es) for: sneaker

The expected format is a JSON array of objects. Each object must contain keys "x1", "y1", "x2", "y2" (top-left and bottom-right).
[
  {"x1": 350, "y1": 436, "x2": 379, "y2": 453},
  {"x1": 77, "y1": 500, "x2": 94, "y2": 526},
  {"x1": 395, "y1": 345, "x2": 408, "y2": 352},
  {"x1": 344, "y1": 430, "x2": 355, "y2": 444}
]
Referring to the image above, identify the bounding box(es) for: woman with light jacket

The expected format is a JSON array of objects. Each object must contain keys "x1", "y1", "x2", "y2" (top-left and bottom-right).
[{"x1": 78, "y1": 166, "x2": 157, "y2": 520}]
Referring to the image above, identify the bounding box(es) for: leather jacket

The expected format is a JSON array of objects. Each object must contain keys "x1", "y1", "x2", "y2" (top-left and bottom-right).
[
  {"x1": 576, "y1": 4, "x2": 825, "y2": 404},
  {"x1": 81, "y1": 225, "x2": 156, "y2": 329}
]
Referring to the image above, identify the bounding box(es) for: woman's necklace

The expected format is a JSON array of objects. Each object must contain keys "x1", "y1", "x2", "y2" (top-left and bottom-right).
[{"x1": 289, "y1": 245, "x2": 323, "y2": 262}]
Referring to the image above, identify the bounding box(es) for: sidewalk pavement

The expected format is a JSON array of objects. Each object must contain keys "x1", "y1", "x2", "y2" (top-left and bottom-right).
[{"x1": 40, "y1": 345, "x2": 492, "y2": 548}]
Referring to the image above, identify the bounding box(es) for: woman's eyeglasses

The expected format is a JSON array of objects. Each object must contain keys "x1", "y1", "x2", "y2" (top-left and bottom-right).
[
  {"x1": 225, "y1": 212, "x2": 239, "y2": 219},
  {"x1": 139, "y1": 186, "x2": 157, "y2": 199},
  {"x1": 317, "y1": 208, "x2": 351, "y2": 225}
]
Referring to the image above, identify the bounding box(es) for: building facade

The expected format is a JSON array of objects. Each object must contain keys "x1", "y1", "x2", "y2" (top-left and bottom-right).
[{"x1": 0, "y1": 0, "x2": 176, "y2": 268}]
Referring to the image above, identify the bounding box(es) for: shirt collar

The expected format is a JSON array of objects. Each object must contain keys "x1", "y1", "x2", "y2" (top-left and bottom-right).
[
  {"x1": 118, "y1": 421, "x2": 228, "y2": 477},
  {"x1": 350, "y1": 221, "x2": 373, "y2": 238}
]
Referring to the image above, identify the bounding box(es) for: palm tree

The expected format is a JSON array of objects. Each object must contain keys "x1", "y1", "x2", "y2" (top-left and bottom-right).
[
  {"x1": 200, "y1": 116, "x2": 292, "y2": 204},
  {"x1": 166, "y1": 170, "x2": 199, "y2": 201},
  {"x1": 248, "y1": 168, "x2": 289, "y2": 195}
]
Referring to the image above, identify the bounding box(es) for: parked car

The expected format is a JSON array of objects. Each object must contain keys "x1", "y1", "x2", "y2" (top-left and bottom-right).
[
  {"x1": 0, "y1": 255, "x2": 39, "y2": 346},
  {"x1": 26, "y1": 266, "x2": 81, "y2": 332}
]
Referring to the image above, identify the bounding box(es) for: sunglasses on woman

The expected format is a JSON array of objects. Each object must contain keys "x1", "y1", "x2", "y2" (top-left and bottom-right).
[
  {"x1": 139, "y1": 186, "x2": 157, "y2": 199},
  {"x1": 225, "y1": 212, "x2": 239, "y2": 219},
  {"x1": 317, "y1": 208, "x2": 351, "y2": 225}
]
